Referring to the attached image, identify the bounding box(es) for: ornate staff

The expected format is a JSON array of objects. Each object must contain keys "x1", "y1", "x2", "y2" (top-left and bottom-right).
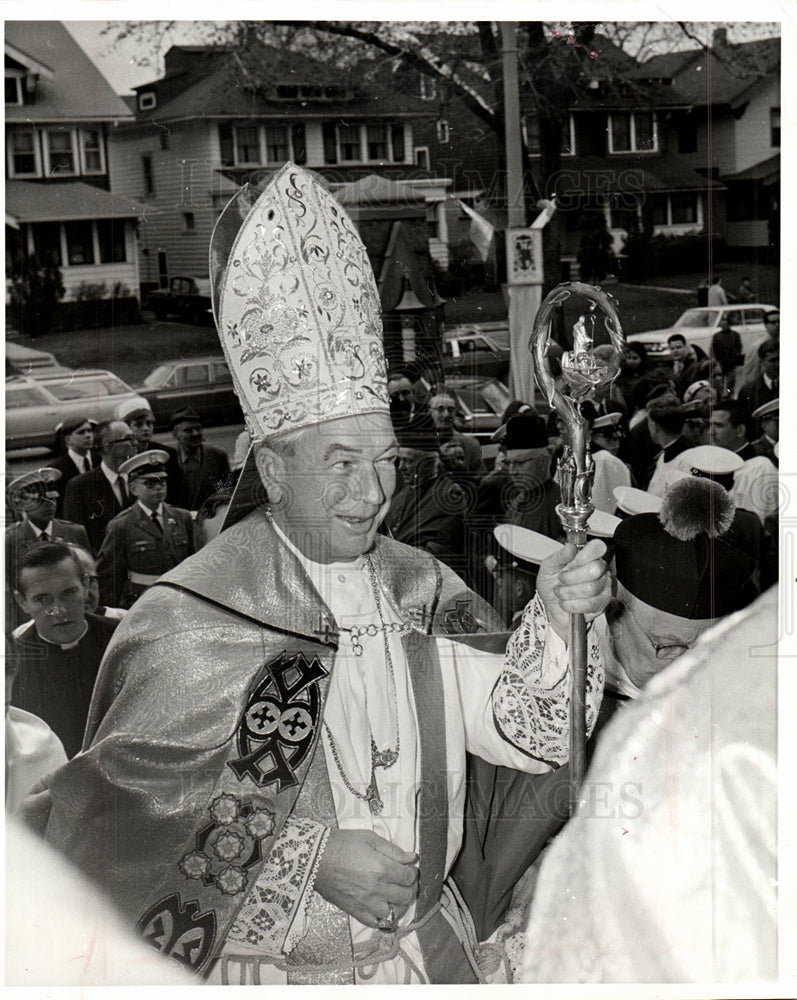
[{"x1": 530, "y1": 282, "x2": 625, "y2": 813}]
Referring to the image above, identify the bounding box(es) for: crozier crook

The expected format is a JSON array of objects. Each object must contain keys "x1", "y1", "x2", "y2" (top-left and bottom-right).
[{"x1": 530, "y1": 281, "x2": 625, "y2": 812}]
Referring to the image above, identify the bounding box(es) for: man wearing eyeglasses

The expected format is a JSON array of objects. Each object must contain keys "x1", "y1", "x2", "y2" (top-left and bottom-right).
[
  {"x1": 97, "y1": 451, "x2": 195, "y2": 609},
  {"x1": 63, "y1": 421, "x2": 137, "y2": 553},
  {"x1": 503, "y1": 412, "x2": 562, "y2": 541}
]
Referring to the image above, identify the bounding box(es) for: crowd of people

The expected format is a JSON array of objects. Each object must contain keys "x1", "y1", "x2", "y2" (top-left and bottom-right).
[{"x1": 4, "y1": 164, "x2": 779, "y2": 987}]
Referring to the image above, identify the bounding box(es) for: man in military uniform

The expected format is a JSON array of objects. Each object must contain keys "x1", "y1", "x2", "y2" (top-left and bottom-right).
[
  {"x1": 5, "y1": 468, "x2": 90, "y2": 633},
  {"x1": 96, "y1": 451, "x2": 195, "y2": 609}
]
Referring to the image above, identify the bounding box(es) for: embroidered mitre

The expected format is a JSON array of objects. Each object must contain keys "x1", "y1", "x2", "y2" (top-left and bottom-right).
[{"x1": 210, "y1": 163, "x2": 389, "y2": 438}]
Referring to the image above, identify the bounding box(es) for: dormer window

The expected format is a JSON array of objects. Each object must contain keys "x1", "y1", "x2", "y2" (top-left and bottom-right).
[
  {"x1": 139, "y1": 91, "x2": 157, "y2": 111},
  {"x1": 5, "y1": 72, "x2": 23, "y2": 105},
  {"x1": 420, "y1": 76, "x2": 437, "y2": 101}
]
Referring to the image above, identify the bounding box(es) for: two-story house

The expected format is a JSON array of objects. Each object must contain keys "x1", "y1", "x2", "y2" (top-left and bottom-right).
[
  {"x1": 409, "y1": 28, "x2": 779, "y2": 267},
  {"x1": 108, "y1": 44, "x2": 454, "y2": 292},
  {"x1": 525, "y1": 31, "x2": 780, "y2": 261},
  {"x1": 5, "y1": 21, "x2": 142, "y2": 303}
]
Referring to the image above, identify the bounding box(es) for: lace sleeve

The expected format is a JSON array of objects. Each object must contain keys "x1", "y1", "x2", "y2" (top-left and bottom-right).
[
  {"x1": 491, "y1": 594, "x2": 604, "y2": 766},
  {"x1": 224, "y1": 816, "x2": 329, "y2": 957}
]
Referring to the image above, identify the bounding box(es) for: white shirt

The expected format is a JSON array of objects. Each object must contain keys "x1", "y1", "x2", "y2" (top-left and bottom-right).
[
  {"x1": 23, "y1": 517, "x2": 54, "y2": 539},
  {"x1": 100, "y1": 462, "x2": 128, "y2": 506},
  {"x1": 68, "y1": 448, "x2": 91, "y2": 473},
  {"x1": 136, "y1": 501, "x2": 164, "y2": 519}
]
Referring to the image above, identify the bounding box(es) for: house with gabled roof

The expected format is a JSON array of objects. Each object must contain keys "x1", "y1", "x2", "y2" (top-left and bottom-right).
[
  {"x1": 626, "y1": 32, "x2": 780, "y2": 255},
  {"x1": 108, "y1": 44, "x2": 453, "y2": 292},
  {"x1": 407, "y1": 26, "x2": 779, "y2": 269},
  {"x1": 5, "y1": 21, "x2": 142, "y2": 304}
]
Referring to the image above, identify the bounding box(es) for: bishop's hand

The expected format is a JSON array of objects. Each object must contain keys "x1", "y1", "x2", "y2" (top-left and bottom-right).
[
  {"x1": 536, "y1": 539, "x2": 611, "y2": 642},
  {"x1": 314, "y1": 828, "x2": 419, "y2": 930}
]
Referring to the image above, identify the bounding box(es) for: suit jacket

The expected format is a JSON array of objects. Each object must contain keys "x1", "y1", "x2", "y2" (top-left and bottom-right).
[
  {"x1": 737, "y1": 374, "x2": 777, "y2": 418},
  {"x1": 63, "y1": 466, "x2": 132, "y2": 553},
  {"x1": 97, "y1": 502, "x2": 195, "y2": 608},
  {"x1": 166, "y1": 443, "x2": 231, "y2": 511},
  {"x1": 5, "y1": 518, "x2": 91, "y2": 633},
  {"x1": 49, "y1": 453, "x2": 92, "y2": 518}
]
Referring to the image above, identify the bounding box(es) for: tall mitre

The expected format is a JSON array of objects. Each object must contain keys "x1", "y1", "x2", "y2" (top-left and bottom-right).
[
  {"x1": 209, "y1": 163, "x2": 390, "y2": 525},
  {"x1": 210, "y1": 162, "x2": 389, "y2": 439}
]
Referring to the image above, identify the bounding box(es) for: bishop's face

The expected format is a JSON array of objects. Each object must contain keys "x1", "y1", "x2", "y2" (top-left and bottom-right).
[{"x1": 262, "y1": 411, "x2": 398, "y2": 563}]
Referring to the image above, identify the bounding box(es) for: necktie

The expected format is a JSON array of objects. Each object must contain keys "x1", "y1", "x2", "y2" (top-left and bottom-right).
[
  {"x1": 83, "y1": 456, "x2": 91, "y2": 473},
  {"x1": 151, "y1": 511, "x2": 161, "y2": 532},
  {"x1": 117, "y1": 476, "x2": 129, "y2": 506},
  {"x1": 40, "y1": 531, "x2": 50, "y2": 542}
]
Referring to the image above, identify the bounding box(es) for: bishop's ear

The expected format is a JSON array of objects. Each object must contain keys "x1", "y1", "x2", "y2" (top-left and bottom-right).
[{"x1": 254, "y1": 443, "x2": 286, "y2": 504}]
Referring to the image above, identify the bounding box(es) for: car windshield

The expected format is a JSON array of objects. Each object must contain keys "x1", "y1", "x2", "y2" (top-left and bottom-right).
[
  {"x1": 450, "y1": 380, "x2": 509, "y2": 415},
  {"x1": 143, "y1": 365, "x2": 172, "y2": 387},
  {"x1": 674, "y1": 309, "x2": 719, "y2": 329},
  {"x1": 46, "y1": 376, "x2": 131, "y2": 401}
]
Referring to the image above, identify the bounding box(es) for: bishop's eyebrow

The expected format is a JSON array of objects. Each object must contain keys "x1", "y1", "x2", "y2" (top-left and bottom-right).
[{"x1": 322, "y1": 443, "x2": 361, "y2": 461}]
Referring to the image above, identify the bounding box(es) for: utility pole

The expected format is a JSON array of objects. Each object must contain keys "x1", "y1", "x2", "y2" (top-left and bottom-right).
[{"x1": 501, "y1": 21, "x2": 549, "y2": 404}]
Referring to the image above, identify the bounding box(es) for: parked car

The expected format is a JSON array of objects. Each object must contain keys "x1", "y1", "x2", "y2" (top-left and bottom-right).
[
  {"x1": 442, "y1": 328, "x2": 511, "y2": 382},
  {"x1": 137, "y1": 355, "x2": 243, "y2": 429},
  {"x1": 5, "y1": 341, "x2": 70, "y2": 376},
  {"x1": 631, "y1": 304, "x2": 777, "y2": 362},
  {"x1": 6, "y1": 370, "x2": 143, "y2": 451},
  {"x1": 444, "y1": 376, "x2": 511, "y2": 443},
  {"x1": 145, "y1": 276, "x2": 214, "y2": 325}
]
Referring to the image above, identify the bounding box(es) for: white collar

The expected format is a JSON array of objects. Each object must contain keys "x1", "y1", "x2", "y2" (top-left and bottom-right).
[
  {"x1": 35, "y1": 620, "x2": 88, "y2": 650},
  {"x1": 137, "y1": 500, "x2": 164, "y2": 517},
  {"x1": 68, "y1": 448, "x2": 89, "y2": 468},
  {"x1": 100, "y1": 461, "x2": 124, "y2": 484},
  {"x1": 24, "y1": 517, "x2": 53, "y2": 538}
]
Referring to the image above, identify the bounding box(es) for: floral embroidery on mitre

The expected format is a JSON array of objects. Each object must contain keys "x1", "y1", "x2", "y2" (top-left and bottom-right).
[{"x1": 214, "y1": 163, "x2": 389, "y2": 436}]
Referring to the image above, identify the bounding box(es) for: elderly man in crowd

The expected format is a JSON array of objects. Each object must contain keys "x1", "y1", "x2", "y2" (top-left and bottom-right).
[
  {"x1": 5, "y1": 468, "x2": 91, "y2": 634},
  {"x1": 62, "y1": 420, "x2": 137, "y2": 552},
  {"x1": 44, "y1": 165, "x2": 610, "y2": 986},
  {"x1": 166, "y1": 406, "x2": 231, "y2": 512},
  {"x1": 429, "y1": 391, "x2": 486, "y2": 477},
  {"x1": 503, "y1": 411, "x2": 561, "y2": 540},
  {"x1": 385, "y1": 412, "x2": 468, "y2": 578}
]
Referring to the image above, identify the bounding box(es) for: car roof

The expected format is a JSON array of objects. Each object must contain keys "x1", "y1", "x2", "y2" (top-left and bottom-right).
[
  {"x1": 682, "y1": 303, "x2": 777, "y2": 313},
  {"x1": 150, "y1": 355, "x2": 226, "y2": 367},
  {"x1": 13, "y1": 369, "x2": 124, "y2": 381}
]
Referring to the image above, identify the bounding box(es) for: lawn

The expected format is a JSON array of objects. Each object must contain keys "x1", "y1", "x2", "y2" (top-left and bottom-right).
[
  {"x1": 12, "y1": 263, "x2": 778, "y2": 387},
  {"x1": 19, "y1": 317, "x2": 222, "y2": 387}
]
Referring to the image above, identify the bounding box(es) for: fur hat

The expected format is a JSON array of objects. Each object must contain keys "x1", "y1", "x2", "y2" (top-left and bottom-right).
[{"x1": 613, "y1": 476, "x2": 754, "y2": 619}]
